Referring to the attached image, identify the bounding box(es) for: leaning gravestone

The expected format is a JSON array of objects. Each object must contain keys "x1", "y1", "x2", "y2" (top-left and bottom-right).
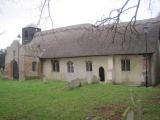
[
  {"x1": 68, "y1": 78, "x2": 88, "y2": 89},
  {"x1": 91, "y1": 75, "x2": 99, "y2": 84},
  {"x1": 126, "y1": 110, "x2": 134, "y2": 120},
  {"x1": 122, "y1": 107, "x2": 134, "y2": 120},
  {"x1": 68, "y1": 78, "x2": 83, "y2": 89}
]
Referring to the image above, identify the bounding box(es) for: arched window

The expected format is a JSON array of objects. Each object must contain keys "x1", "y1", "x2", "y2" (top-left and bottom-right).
[
  {"x1": 67, "y1": 61, "x2": 74, "y2": 73},
  {"x1": 51, "y1": 60, "x2": 59, "y2": 72},
  {"x1": 25, "y1": 31, "x2": 28, "y2": 39}
]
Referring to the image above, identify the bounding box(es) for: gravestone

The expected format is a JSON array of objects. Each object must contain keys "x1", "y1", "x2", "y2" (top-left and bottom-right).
[
  {"x1": 91, "y1": 75, "x2": 99, "y2": 84},
  {"x1": 126, "y1": 110, "x2": 134, "y2": 120}
]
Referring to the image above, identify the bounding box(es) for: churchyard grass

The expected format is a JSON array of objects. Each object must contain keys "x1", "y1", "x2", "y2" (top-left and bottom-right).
[{"x1": 0, "y1": 79, "x2": 159, "y2": 120}]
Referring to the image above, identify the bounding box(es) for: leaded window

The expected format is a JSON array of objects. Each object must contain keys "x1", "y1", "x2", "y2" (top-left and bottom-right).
[
  {"x1": 121, "y1": 59, "x2": 130, "y2": 71},
  {"x1": 86, "y1": 61, "x2": 92, "y2": 71},
  {"x1": 52, "y1": 60, "x2": 60, "y2": 72},
  {"x1": 67, "y1": 61, "x2": 74, "y2": 73}
]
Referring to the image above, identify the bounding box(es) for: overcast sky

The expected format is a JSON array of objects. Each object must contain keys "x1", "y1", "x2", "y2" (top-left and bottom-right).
[{"x1": 0, "y1": 0, "x2": 160, "y2": 49}]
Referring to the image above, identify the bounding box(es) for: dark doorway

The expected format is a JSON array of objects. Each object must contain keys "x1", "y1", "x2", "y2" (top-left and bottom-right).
[
  {"x1": 99, "y1": 67, "x2": 105, "y2": 82},
  {"x1": 12, "y1": 60, "x2": 19, "y2": 79}
]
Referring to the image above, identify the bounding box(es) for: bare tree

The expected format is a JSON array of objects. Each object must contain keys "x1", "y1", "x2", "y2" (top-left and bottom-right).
[
  {"x1": 0, "y1": 0, "x2": 159, "y2": 37},
  {"x1": 37, "y1": 0, "x2": 54, "y2": 28},
  {"x1": 37, "y1": 0, "x2": 159, "y2": 42},
  {"x1": 94, "y1": 0, "x2": 159, "y2": 42}
]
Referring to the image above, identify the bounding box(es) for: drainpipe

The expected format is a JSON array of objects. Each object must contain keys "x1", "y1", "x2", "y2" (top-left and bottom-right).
[
  {"x1": 112, "y1": 56, "x2": 116, "y2": 84},
  {"x1": 143, "y1": 25, "x2": 149, "y2": 87}
]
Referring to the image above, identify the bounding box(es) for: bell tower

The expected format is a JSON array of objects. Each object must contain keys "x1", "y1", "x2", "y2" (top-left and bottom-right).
[{"x1": 22, "y1": 24, "x2": 41, "y2": 45}]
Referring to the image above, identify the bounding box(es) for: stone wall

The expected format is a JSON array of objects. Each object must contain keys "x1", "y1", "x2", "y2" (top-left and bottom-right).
[
  {"x1": 5, "y1": 63, "x2": 13, "y2": 79},
  {"x1": 23, "y1": 56, "x2": 40, "y2": 79},
  {"x1": 5, "y1": 40, "x2": 42, "y2": 80},
  {"x1": 5, "y1": 40, "x2": 20, "y2": 79}
]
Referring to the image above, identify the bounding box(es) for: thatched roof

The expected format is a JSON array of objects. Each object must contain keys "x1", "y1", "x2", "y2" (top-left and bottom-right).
[{"x1": 30, "y1": 18, "x2": 160, "y2": 59}]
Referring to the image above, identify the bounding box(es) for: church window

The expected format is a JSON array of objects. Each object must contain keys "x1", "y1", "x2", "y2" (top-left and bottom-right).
[
  {"x1": 86, "y1": 61, "x2": 92, "y2": 71},
  {"x1": 25, "y1": 31, "x2": 28, "y2": 39},
  {"x1": 52, "y1": 60, "x2": 60, "y2": 72},
  {"x1": 32, "y1": 62, "x2": 36, "y2": 72},
  {"x1": 67, "y1": 61, "x2": 74, "y2": 73},
  {"x1": 121, "y1": 59, "x2": 130, "y2": 71}
]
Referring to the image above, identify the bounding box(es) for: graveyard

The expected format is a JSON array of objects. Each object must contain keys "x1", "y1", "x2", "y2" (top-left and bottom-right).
[{"x1": 0, "y1": 78, "x2": 159, "y2": 120}]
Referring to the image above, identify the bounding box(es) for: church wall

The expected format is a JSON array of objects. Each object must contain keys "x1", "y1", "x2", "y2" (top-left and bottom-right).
[
  {"x1": 42, "y1": 55, "x2": 152, "y2": 85},
  {"x1": 42, "y1": 56, "x2": 113, "y2": 83},
  {"x1": 114, "y1": 55, "x2": 145, "y2": 85},
  {"x1": 23, "y1": 56, "x2": 40, "y2": 79}
]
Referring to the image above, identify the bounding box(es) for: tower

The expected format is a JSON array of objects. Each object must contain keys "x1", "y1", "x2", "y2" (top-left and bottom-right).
[{"x1": 22, "y1": 24, "x2": 41, "y2": 45}]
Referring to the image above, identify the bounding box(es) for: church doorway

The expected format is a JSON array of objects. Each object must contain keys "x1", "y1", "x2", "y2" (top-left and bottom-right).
[
  {"x1": 99, "y1": 67, "x2": 105, "y2": 82},
  {"x1": 12, "y1": 60, "x2": 19, "y2": 80}
]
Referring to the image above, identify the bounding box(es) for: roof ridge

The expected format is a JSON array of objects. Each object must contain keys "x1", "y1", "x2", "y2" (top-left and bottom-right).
[{"x1": 34, "y1": 23, "x2": 93, "y2": 37}]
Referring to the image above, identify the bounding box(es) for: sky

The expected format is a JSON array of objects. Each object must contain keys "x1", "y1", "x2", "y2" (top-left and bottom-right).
[{"x1": 0, "y1": 0, "x2": 160, "y2": 49}]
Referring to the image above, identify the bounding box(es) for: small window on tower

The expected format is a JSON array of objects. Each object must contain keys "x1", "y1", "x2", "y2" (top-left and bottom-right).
[{"x1": 25, "y1": 31, "x2": 28, "y2": 39}]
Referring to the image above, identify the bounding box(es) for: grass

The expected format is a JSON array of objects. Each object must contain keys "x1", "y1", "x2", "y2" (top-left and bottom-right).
[{"x1": 0, "y1": 79, "x2": 159, "y2": 120}]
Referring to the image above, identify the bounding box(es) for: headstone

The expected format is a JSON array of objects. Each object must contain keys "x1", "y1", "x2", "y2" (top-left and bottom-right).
[
  {"x1": 91, "y1": 75, "x2": 99, "y2": 84},
  {"x1": 68, "y1": 78, "x2": 81, "y2": 89},
  {"x1": 68, "y1": 78, "x2": 88, "y2": 89},
  {"x1": 126, "y1": 110, "x2": 134, "y2": 120}
]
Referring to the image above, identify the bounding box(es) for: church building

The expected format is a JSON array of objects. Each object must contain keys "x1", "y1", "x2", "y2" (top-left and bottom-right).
[{"x1": 5, "y1": 17, "x2": 160, "y2": 86}]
